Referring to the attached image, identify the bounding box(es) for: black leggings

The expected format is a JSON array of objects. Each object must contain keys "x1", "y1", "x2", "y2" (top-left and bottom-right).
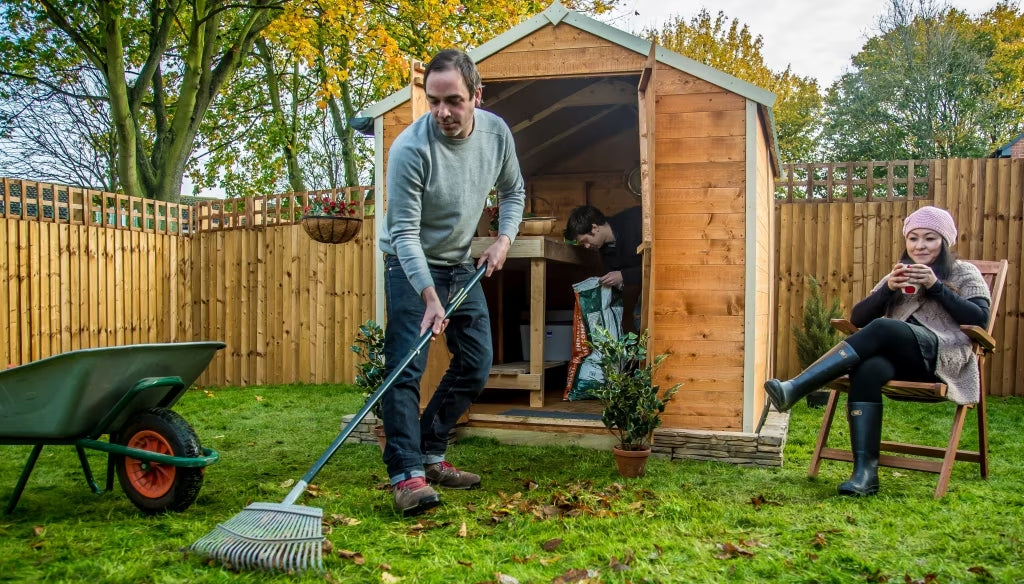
[{"x1": 843, "y1": 319, "x2": 939, "y2": 403}]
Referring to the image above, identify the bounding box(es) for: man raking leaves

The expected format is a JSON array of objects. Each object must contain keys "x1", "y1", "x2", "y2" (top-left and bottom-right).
[{"x1": 189, "y1": 47, "x2": 525, "y2": 573}]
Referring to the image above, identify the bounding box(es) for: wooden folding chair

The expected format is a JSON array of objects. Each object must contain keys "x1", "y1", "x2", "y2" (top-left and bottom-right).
[{"x1": 807, "y1": 259, "x2": 1008, "y2": 498}]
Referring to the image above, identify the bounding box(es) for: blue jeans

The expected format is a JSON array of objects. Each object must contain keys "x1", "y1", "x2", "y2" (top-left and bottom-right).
[{"x1": 381, "y1": 255, "x2": 492, "y2": 484}]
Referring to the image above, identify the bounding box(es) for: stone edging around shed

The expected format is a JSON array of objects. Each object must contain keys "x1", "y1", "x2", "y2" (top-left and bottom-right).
[{"x1": 341, "y1": 409, "x2": 790, "y2": 467}]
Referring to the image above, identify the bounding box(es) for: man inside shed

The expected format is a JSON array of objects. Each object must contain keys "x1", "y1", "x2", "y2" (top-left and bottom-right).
[
  {"x1": 562, "y1": 204, "x2": 644, "y2": 332},
  {"x1": 378, "y1": 48, "x2": 526, "y2": 516}
]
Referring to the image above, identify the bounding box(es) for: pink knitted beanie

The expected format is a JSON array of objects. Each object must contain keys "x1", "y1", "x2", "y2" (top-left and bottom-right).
[{"x1": 903, "y1": 206, "x2": 957, "y2": 248}]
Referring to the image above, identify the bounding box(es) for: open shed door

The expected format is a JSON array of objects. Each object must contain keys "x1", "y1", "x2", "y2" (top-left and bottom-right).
[{"x1": 636, "y1": 45, "x2": 656, "y2": 333}]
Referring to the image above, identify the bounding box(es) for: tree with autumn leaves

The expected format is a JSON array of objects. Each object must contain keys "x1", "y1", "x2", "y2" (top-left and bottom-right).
[
  {"x1": 645, "y1": 8, "x2": 824, "y2": 163},
  {"x1": 1, "y1": 0, "x2": 1020, "y2": 200}
]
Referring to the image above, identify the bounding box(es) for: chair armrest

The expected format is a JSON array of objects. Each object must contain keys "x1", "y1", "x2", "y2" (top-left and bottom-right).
[
  {"x1": 961, "y1": 325, "x2": 996, "y2": 353},
  {"x1": 830, "y1": 319, "x2": 859, "y2": 336}
]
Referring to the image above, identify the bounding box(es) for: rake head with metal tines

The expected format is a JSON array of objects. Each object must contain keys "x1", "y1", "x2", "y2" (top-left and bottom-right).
[{"x1": 189, "y1": 503, "x2": 324, "y2": 573}]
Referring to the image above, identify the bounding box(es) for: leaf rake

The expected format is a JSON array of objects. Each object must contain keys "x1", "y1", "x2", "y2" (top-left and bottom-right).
[{"x1": 188, "y1": 263, "x2": 488, "y2": 573}]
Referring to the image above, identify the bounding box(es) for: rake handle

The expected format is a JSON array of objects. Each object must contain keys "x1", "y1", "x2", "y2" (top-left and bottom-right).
[{"x1": 283, "y1": 262, "x2": 489, "y2": 506}]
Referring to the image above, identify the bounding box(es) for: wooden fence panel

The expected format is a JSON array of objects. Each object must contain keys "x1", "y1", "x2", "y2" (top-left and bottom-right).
[
  {"x1": 3, "y1": 169, "x2": 1019, "y2": 396},
  {"x1": 2, "y1": 182, "x2": 376, "y2": 388},
  {"x1": 186, "y1": 219, "x2": 376, "y2": 387},
  {"x1": 776, "y1": 158, "x2": 1024, "y2": 398}
]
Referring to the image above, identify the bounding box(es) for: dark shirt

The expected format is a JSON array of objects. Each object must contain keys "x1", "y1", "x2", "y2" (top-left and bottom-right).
[{"x1": 600, "y1": 206, "x2": 643, "y2": 287}]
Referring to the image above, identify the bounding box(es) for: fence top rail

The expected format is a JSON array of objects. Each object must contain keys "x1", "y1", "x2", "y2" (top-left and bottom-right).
[
  {"x1": 189, "y1": 187, "x2": 377, "y2": 232},
  {"x1": 0, "y1": 178, "x2": 193, "y2": 234},
  {"x1": 0, "y1": 179, "x2": 377, "y2": 235},
  {"x1": 776, "y1": 159, "x2": 934, "y2": 203}
]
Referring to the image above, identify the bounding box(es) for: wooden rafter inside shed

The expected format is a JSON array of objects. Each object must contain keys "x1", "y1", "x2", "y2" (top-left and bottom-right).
[{"x1": 482, "y1": 75, "x2": 640, "y2": 178}]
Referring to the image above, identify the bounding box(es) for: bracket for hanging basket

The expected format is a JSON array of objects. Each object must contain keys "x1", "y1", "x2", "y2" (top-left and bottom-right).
[{"x1": 300, "y1": 215, "x2": 363, "y2": 244}]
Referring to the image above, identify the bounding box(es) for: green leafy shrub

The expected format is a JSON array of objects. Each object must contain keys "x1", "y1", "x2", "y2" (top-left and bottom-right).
[
  {"x1": 350, "y1": 319, "x2": 385, "y2": 418},
  {"x1": 794, "y1": 276, "x2": 844, "y2": 369},
  {"x1": 587, "y1": 328, "x2": 680, "y2": 450}
]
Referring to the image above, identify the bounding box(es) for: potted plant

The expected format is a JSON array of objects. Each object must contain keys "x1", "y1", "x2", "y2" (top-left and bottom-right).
[
  {"x1": 350, "y1": 320, "x2": 387, "y2": 449},
  {"x1": 301, "y1": 194, "x2": 362, "y2": 244},
  {"x1": 588, "y1": 327, "x2": 680, "y2": 477},
  {"x1": 793, "y1": 276, "x2": 844, "y2": 408}
]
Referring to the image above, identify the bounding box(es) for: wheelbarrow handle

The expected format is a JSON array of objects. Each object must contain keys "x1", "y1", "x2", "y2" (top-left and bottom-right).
[{"x1": 283, "y1": 262, "x2": 489, "y2": 505}]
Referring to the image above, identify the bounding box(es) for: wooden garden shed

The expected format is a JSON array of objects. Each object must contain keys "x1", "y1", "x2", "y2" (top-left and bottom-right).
[{"x1": 358, "y1": 2, "x2": 784, "y2": 463}]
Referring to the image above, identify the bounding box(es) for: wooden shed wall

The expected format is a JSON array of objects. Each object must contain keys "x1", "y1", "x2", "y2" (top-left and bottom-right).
[
  {"x1": 650, "y1": 63, "x2": 748, "y2": 431},
  {"x1": 476, "y1": 25, "x2": 644, "y2": 79},
  {"x1": 751, "y1": 107, "x2": 775, "y2": 429}
]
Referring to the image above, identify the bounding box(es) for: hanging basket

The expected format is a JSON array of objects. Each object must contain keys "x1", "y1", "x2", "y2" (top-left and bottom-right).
[{"x1": 300, "y1": 215, "x2": 363, "y2": 244}]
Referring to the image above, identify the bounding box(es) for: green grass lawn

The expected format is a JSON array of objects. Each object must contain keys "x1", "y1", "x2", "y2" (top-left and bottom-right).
[{"x1": 1, "y1": 383, "x2": 1022, "y2": 583}]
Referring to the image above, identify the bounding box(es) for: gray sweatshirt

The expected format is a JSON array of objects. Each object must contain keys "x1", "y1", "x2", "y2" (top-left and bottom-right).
[{"x1": 380, "y1": 109, "x2": 525, "y2": 295}]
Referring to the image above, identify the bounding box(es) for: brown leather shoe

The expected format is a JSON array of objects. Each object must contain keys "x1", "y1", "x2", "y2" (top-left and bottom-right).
[
  {"x1": 425, "y1": 461, "x2": 481, "y2": 490},
  {"x1": 393, "y1": 477, "x2": 441, "y2": 516}
]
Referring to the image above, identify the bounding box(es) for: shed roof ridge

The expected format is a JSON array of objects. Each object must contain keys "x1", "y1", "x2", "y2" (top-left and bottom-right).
[{"x1": 358, "y1": 2, "x2": 777, "y2": 118}]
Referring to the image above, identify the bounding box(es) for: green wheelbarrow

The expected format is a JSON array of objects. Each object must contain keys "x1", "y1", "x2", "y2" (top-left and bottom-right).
[{"x1": 0, "y1": 341, "x2": 226, "y2": 515}]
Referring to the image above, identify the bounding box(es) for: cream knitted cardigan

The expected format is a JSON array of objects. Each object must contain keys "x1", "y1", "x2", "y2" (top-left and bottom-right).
[{"x1": 871, "y1": 260, "x2": 991, "y2": 404}]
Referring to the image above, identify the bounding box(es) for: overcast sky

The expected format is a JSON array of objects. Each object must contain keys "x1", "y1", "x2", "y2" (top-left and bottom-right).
[{"x1": 607, "y1": 0, "x2": 1009, "y2": 85}]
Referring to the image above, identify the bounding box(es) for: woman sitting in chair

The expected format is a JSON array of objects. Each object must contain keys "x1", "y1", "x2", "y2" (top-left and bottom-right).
[{"x1": 764, "y1": 206, "x2": 991, "y2": 496}]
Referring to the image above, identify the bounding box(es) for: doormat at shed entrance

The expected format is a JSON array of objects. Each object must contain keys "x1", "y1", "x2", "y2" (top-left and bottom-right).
[{"x1": 499, "y1": 409, "x2": 602, "y2": 421}]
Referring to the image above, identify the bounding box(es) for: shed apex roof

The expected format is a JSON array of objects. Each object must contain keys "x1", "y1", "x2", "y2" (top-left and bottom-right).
[
  {"x1": 990, "y1": 131, "x2": 1024, "y2": 158},
  {"x1": 358, "y1": 1, "x2": 777, "y2": 119}
]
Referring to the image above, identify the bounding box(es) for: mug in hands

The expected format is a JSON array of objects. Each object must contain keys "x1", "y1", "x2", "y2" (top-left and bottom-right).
[{"x1": 894, "y1": 263, "x2": 919, "y2": 295}]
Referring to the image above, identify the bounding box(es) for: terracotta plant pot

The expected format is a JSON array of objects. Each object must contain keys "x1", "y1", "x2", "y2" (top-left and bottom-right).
[
  {"x1": 612, "y1": 445, "x2": 651, "y2": 478},
  {"x1": 300, "y1": 215, "x2": 362, "y2": 244}
]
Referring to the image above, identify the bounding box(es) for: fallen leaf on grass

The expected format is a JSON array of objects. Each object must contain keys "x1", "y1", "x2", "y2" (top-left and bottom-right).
[
  {"x1": 457, "y1": 559, "x2": 473, "y2": 567},
  {"x1": 862, "y1": 569, "x2": 890, "y2": 582},
  {"x1": 903, "y1": 574, "x2": 937, "y2": 584},
  {"x1": 322, "y1": 539, "x2": 334, "y2": 554},
  {"x1": 305, "y1": 484, "x2": 324, "y2": 498},
  {"x1": 811, "y1": 532, "x2": 828, "y2": 549},
  {"x1": 551, "y1": 568, "x2": 598, "y2": 583},
  {"x1": 967, "y1": 566, "x2": 993, "y2": 578},
  {"x1": 609, "y1": 552, "x2": 632, "y2": 572},
  {"x1": 457, "y1": 522, "x2": 467, "y2": 538},
  {"x1": 324, "y1": 514, "x2": 361, "y2": 527},
  {"x1": 714, "y1": 542, "x2": 755, "y2": 559},
  {"x1": 336, "y1": 550, "x2": 365, "y2": 565},
  {"x1": 408, "y1": 520, "x2": 446, "y2": 535},
  {"x1": 495, "y1": 573, "x2": 519, "y2": 584},
  {"x1": 539, "y1": 556, "x2": 560, "y2": 566},
  {"x1": 542, "y1": 538, "x2": 562, "y2": 551},
  {"x1": 511, "y1": 554, "x2": 536, "y2": 564},
  {"x1": 749, "y1": 494, "x2": 780, "y2": 510},
  {"x1": 32, "y1": 526, "x2": 45, "y2": 537},
  {"x1": 280, "y1": 479, "x2": 295, "y2": 489},
  {"x1": 255, "y1": 395, "x2": 263, "y2": 402},
  {"x1": 523, "y1": 479, "x2": 538, "y2": 491},
  {"x1": 381, "y1": 573, "x2": 401, "y2": 583}
]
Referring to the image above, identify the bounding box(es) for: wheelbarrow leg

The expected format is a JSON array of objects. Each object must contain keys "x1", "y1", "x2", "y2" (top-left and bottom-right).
[
  {"x1": 6, "y1": 444, "x2": 44, "y2": 514},
  {"x1": 106, "y1": 452, "x2": 116, "y2": 492},
  {"x1": 75, "y1": 445, "x2": 103, "y2": 495}
]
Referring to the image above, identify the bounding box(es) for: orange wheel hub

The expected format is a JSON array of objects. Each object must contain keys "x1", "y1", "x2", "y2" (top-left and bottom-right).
[{"x1": 125, "y1": 430, "x2": 175, "y2": 498}]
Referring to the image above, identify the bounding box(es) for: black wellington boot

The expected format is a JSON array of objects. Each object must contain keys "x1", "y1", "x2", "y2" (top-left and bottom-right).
[
  {"x1": 838, "y1": 401, "x2": 882, "y2": 496},
  {"x1": 763, "y1": 342, "x2": 860, "y2": 412}
]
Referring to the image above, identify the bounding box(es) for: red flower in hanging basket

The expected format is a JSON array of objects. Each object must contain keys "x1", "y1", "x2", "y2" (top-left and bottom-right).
[
  {"x1": 305, "y1": 195, "x2": 360, "y2": 218},
  {"x1": 301, "y1": 193, "x2": 363, "y2": 244}
]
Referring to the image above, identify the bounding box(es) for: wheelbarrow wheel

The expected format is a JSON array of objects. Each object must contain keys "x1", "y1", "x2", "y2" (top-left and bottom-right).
[{"x1": 113, "y1": 408, "x2": 204, "y2": 514}]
